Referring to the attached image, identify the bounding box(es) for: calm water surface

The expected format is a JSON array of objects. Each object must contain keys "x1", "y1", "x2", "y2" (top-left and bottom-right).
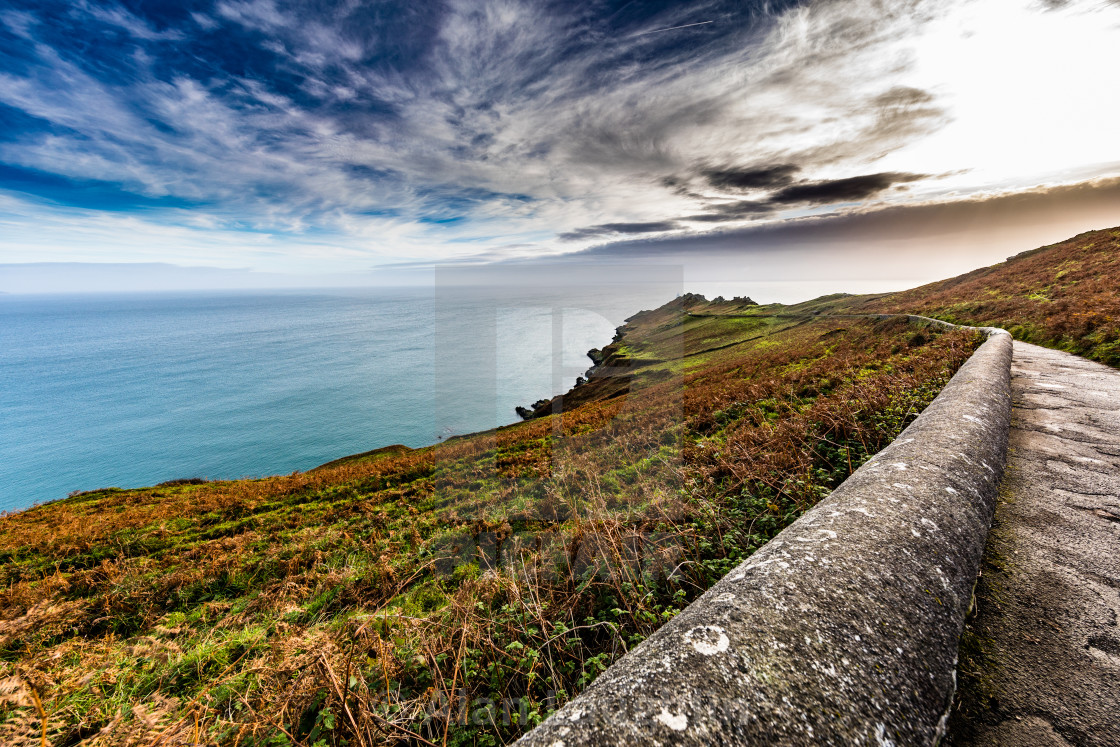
[{"x1": 0, "y1": 285, "x2": 674, "y2": 511}]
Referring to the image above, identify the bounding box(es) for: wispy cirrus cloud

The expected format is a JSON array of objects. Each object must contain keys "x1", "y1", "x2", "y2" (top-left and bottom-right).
[
  {"x1": 558, "y1": 222, "x2": 682, "y2": 242},
  {"x1": 0, "y1": 0, "x2": 1117, "y2": 277},
  {"x1": 78, "y1": 1, "x2": 185, "y2": 41}
]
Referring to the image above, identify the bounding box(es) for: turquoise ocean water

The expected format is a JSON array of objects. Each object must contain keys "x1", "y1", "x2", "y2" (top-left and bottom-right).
[{"x1": 0, "y1": 284, "x2": 677, "y2": 512}]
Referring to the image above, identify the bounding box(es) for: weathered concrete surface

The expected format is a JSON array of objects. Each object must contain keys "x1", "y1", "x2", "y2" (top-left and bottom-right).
[
  {"x1": 947, "y1": 342, "x2": 1120, "y2": 747},
  {"x1": 517, "y1": 331, "x2": 1013, "y2": 747}
]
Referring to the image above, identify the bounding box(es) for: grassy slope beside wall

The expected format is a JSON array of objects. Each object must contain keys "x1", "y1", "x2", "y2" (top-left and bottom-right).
[
  {"x1": 856, "y1": 226, "x2": 1120, "y2": 366},
  {"x1": 0, "y1": 300, "x2": 981, "y2": 746}
]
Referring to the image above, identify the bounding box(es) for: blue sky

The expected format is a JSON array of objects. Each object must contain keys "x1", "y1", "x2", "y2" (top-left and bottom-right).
[{"x1": 1, "y1": 0, "x2": 1119, "y2": 290}]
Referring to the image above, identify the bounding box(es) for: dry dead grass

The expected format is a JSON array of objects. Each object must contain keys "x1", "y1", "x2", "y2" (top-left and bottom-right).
[
  {"x1": 858, "y1": 226, "x2": 1120, "y2": 366},
  {"x1": 0, "y1": 303, "x2": 980, "y2": 746}
]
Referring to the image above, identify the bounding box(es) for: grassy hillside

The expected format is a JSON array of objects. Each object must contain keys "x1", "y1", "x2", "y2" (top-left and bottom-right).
[
  {"x1": 0, "y1": 298, "x2": 980, "y2": 746},
  {"x1": 855, "y1": 226, "x2": 1120, "y2": 366}
]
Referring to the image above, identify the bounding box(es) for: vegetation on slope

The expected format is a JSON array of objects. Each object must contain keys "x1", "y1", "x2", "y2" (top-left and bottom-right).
[
  {"x1": 0, "y1": 298, "x2": 981, "y2": 746},
  {"x1": 856, "y1": 226, "x2": 1120, "y2": 366}
]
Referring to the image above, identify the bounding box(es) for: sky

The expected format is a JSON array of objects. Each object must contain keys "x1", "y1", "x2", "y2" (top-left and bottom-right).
[{"x1": 1, "y1": 0, "x2": 1119, "y2": 297}]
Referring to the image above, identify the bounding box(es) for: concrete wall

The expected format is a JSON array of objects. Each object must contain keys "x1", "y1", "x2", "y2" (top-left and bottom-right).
[{"x1": 517, "y1": 326, "x2": 1013, "y2": 746}]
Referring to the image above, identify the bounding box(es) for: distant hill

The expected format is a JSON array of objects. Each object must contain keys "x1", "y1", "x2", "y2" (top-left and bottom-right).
[{"x1": 854, "y1": 226, "x2": 1120, "y2": 366}]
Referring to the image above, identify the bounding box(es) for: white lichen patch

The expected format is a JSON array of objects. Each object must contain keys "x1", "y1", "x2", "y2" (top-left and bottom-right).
[
  {"x1": 945, "y1": 486, "x2": 958, "y2": 495},
  {"x1": 685, "y1": 625, "x2": 730, "y2": 656},
  {"x1": 655, "y1": 707, "x2": 689, "y2": 731},
  {"x1": 875, "y1": 722, "x2": 897, "y2": 746},
  {"x1": 933, "y1": 565, "x2": 951, "y2": 589},
  {"x1": 892, "y1": 462, "x2": 908, "y2": 471}
]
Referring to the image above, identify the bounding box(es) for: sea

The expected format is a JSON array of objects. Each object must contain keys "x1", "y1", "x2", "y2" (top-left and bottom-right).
[{"x1": 0, "y1": 282, "x2": 682, "y2": 513}]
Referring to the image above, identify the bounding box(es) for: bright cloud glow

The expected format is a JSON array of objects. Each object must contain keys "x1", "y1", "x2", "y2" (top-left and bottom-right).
[
  {"x1": 0, "y1": 0, "x2": 1117, "y2": 281},
  {"x1": 879, "y1": 0, "x2": 1120, "y2": 189}
]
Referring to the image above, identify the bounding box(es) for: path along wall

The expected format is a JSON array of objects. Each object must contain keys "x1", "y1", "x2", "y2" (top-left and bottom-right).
[{"x1": 517, "y1": 323, "x2": 1013, "y2": 746}]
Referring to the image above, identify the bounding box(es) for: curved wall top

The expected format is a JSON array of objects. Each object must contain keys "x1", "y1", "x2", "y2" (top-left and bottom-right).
[{"x1": 517, "y1": 324, "x2": 1013, "y2": 746}]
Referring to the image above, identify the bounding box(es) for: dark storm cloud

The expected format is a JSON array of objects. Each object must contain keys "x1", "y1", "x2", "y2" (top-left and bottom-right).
[
  {"x1": 667, "y1": 171, "x2": 928, "y2": 225},
  {"x1": 654, "y1": 82, "x2": 943, "y2": 213},
  {"x1": 768, "y1": 172, "x2": 926, "y2": 205},
  {"x1": 682, "y1": 200, "x2": 774, "y2": 222},
  {"x1": 558, "y1": 221, "x2": 680, "y2": 241},
  {"x1": 704, "y1": 164, "x2": 800, "y2": 191},
  {"x1": 566, "y1": 177, "x2": 1120, "y2": 260}
]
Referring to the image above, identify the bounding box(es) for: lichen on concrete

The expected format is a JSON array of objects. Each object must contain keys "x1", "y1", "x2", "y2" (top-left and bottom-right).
[{"x1": 516, "y1": 329, "x2": 1013, "y2": 746}]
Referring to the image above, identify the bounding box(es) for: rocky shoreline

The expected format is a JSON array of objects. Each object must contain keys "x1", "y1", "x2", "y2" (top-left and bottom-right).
[{"x1": 514, "y1": 293, "x2": 757, "y2": 420}]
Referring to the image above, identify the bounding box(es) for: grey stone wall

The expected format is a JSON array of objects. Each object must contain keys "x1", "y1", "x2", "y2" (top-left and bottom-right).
[{"x1": 516, "y1": 327, "x2": 1013, "y2": 746}]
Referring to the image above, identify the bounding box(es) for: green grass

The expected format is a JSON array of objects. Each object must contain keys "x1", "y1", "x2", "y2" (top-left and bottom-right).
[
  {"x1": 850, "y1": 226, "x2": 1120, "y2": 366},
  {"x1": 0, "y1": 297, "x2": 982, "y2": 746}
]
